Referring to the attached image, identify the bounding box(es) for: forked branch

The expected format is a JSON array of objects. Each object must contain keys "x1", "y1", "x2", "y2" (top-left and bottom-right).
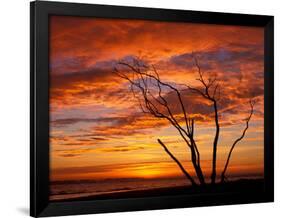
[
  {"x1": 220, "y1": 100, "x2": 255, "y2": 183},
  {"x1": 114, "y1": 55, "x2": 254, "y2": 186},
  {"x1": 188, "y1": 54, "x2": 220, "y2": 184},
  {"x1": 114, "y1": 58, "x2": 205, "y2": 185}
]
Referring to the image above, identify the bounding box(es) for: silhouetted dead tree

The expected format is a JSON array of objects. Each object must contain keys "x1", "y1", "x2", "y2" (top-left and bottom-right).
[
  {"x1": 114, "y1": 56, "x2": 254, "y2": 186},
  {"x1": 114, "y1": 59, "x2": 204, "y2": 186},
  {"x1": 186, "y1": 55, "x2": 221, "y2": 184}
]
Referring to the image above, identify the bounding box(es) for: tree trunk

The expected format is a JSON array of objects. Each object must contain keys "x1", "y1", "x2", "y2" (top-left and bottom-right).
[
  {"x1": 211, "y1": 101, "x2": 220, "y2": 184},
  {"x1": 190, "y1": 142, "x2": 205, "y2": 185}
]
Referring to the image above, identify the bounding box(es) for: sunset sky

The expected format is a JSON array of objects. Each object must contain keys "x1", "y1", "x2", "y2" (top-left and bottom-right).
[{"x1": 49, "y1": 16, "x2": 264, "y2": 183}]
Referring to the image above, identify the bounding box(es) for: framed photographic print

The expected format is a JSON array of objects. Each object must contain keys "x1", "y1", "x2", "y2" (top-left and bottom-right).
[{"x1": 30, "y1": 1, "x2": 274, "y2": 217}]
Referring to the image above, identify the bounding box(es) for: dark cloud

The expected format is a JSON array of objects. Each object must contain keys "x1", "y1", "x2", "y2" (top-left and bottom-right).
[
  {"x1": 50, "y1": 67, "x2": 115, "y2": 89},
  {"x1": 50, "y1": 56, "x2": 92, "y2": 74},
  {"x1": 59, "y1": 153, "x2": 81, "y2": 158},
  {"x1": 169, "y1": 45, "x2": 263, "y2": 76},
  {"x1": 170, "y1": 53, "x2": 212, "y2": 70},
  {"x1": 51, "y1": 116, "x2": 124, "y2": 126},
  {"x1": 55, "y1": 145, "x2": 145, "y2": 159},
  {"x1": 101, "y1": 146, "x2": 144, "y2": 153},
  {"x1": 91, "y1": 137, "x2": 108, "y2": 141}
]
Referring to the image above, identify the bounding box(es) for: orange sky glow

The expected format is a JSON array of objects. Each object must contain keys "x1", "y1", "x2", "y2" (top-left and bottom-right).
[{"x1": 49, "y1": 16, "x2": 264, "y2": 183}]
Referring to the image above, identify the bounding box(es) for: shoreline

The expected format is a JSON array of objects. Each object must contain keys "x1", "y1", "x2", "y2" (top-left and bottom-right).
[{"x1": 50, "y1": 178, "x2": 264, "y2": 203}]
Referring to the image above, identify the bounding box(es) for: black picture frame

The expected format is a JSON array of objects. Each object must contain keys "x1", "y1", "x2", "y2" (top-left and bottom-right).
[{"x1": 30, "y1": 1, "x2": 274, "y2": 217}]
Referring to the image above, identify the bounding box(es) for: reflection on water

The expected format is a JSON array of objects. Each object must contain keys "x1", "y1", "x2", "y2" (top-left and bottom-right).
[{"x1": 50, "y1": 177, "x2": 189, "y2": 200}]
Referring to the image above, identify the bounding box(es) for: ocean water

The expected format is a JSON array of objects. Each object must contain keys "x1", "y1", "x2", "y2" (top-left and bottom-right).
[{"x1": 50, "y1": 177, "x2": 190, "y2": 201}]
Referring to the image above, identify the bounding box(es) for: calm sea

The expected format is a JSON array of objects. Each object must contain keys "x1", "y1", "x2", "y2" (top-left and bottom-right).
[{"x1": 50, "y1": 177, "x2": 189, "y2": 201}]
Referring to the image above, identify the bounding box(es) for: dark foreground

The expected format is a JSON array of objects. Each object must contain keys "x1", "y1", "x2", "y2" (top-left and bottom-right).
[{"x1": 51, "y1": 179, "x2": 265, "y2": 203}]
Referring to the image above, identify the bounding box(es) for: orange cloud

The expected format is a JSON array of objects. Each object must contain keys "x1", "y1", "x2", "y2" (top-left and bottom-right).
[{"x1": 49, "y1": 15, "x2": 264, "y2": 183}]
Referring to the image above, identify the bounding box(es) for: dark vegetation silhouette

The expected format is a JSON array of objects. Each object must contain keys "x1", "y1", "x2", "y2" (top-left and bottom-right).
[{"x1": 114, "y1": 55, "x2": 254, "y2": 186}]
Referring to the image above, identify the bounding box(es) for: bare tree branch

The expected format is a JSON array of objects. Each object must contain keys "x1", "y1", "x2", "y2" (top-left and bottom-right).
[
  {"x1": 116, "y1": 61, "x2": 192, "y2": 145},
  {"x1": 114, "y1": 59, "x2": 205, "y2": 185},
  {"x1": 188, "y1": 54, "x2": 220, "y2": 184},
  {"x1": 115, "y1": 55, "x2": 253, "y2": 186},
  {"x1": 157, "y1": 139, "x2": 197, "y2": 186},
  {"x1": 220, "y1": 100, "x2": 254, "y2": 183}
]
